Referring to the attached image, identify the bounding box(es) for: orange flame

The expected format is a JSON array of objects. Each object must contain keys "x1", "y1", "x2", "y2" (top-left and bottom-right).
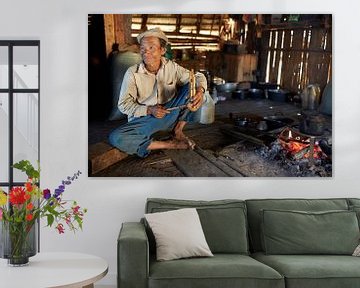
[{"x1": 278, "y1": 128, "x2": 324, "y2": 159}]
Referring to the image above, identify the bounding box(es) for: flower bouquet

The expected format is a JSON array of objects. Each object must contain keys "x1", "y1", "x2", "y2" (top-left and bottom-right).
[{"x1": 0, "y1": 160, "x2": 87, "y2": 266}]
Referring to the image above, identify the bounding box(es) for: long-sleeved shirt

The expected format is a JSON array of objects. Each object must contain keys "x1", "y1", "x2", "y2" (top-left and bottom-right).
[{"x1": 118, "y1": 57, "x2": 207, "y2": 119}]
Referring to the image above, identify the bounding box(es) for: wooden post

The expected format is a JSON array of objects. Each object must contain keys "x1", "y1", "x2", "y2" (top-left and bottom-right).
[
  {"x1": 103, "y1": 14, "x2": 133, "y2": 57},
  {"x1": 114, "y1": 14, "x2": 133, "y2": 45},
  {"x1": 104, "y1": 14, "x2": 115, "y2": 57}
]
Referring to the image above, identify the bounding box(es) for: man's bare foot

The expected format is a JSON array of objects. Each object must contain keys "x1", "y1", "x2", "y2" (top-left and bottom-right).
[
  {"x1": 172, "y1": 120, "x2": 196, "y2": 149},
  {"x1": 173, "y1": 134, "x2": 196, "y2": 150},
  {"x1": 147, "y1": 139, "x2": 191, "y2": 151}
]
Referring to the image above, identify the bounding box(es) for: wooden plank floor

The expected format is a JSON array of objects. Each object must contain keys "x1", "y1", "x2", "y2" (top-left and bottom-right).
[{"x1": 89, "y1": 98, "x2": 332, "y2": 177}]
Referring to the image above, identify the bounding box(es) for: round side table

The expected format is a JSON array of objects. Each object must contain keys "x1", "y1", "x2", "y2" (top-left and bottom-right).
[{"x1": 0, "y1": 252, "x2": 108, "y2": 288}]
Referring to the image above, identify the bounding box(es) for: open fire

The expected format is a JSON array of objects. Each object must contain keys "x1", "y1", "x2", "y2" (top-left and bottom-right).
[
  {"x1": 278, "y1": 127, "x2": 327, "y2": 160},
  {"x1": 255, "y1": 127, "x2": 332, "y2": 177},
  {"x1": 225, "y1": 114, "x2": 332, "y2": 177}
]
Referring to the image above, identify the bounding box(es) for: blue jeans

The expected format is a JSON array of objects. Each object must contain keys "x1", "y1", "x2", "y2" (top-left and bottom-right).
[{"x1": 109, "y1": 84, "x2": 197, "y2": 157}]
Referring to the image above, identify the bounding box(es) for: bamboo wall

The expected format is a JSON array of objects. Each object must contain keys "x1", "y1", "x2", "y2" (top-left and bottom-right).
[{"x1": 259, "y1": 26, "x2": 332, "y2": 93}]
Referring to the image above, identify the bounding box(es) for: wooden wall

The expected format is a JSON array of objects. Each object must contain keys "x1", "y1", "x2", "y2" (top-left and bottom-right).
[
  {"x1": 259, "y1": 26, "x2": 332, "y2": 93},
  {"x1": 206, "y1": 52, "x2": 258, "y2": 82}
]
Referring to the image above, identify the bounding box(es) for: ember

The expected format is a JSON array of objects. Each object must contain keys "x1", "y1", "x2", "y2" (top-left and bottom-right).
[
  {"x1": 255, "y1": 127, "x2": 332, "y2": 177},
  {"x1": 278, "y1": 127, "x2": 326, "y2": 160}
]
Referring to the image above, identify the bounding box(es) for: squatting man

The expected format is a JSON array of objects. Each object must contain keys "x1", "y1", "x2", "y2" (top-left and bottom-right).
[{"x1": 109, "y1": 27, "x2": 207, "y2": 157}]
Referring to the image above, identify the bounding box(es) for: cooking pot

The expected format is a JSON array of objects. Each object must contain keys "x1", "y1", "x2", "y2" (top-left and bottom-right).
[
  {"x1": 248, "y1": 88, "x2": 265, "y2": 99},
  {"x1": 234, "y1": 117, "x2": 250, "y2": 127},
  {"x1": 319, "y1": 139, "x2": 332, "y2": 156},
  {"x1": 257, "y1": 82, "x2": 280, "y2": 90},
  {"x1": 263, "y1": 115, "x2": 294, "y2": 126},
  {"x1": 232, "y1": 113, "x2": 263, "y2": 128},
  {"x1": 212, "y1": 77, "x2": 225, "y2": 86},
  {"x1": 215, "y1": 82, "x2": 238, "y2": 93},
  {"x1": 232, "y1": 89, "x2": 248, "y2": 100},
  {"x1": 267, "y1": 89, "x2": 289, "y2": 102}
]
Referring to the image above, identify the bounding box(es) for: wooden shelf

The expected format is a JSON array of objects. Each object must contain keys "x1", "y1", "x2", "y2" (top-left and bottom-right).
[{"x1": 260, "y1": 19, "x2": 326, "y2": 31}]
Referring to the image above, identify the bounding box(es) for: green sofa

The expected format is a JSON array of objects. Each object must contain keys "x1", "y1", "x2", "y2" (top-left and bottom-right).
[{"x1": 118, "y1": 198, "x2": 360, "y2": 288}]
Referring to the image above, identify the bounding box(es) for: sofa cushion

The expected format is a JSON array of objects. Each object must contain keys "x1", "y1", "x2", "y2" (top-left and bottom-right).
[
  {"x1": 246, "y1": 198, "x2": 349, "y2": 252},
  {"x1": 146, "y1": 198, "x2": 249, "y2": 254},
  {"x1": 347, "y1": 198, "x2": 360, "y2": 207},
  {"x1": 149, "y1": 254, "x2": 284, "y2": 288},
  {"x1": 145, "y1": 208, "x2": 213, "y2": 261},
  {"x1": 261, "y1": 209, "x2": 359, "y2": 255},
  {"x1": 349, "y1": 205, "x2": 360, "y2": 229},
  {"x1": 252, "y1": 252, "x2": 360, "y2": 288}
]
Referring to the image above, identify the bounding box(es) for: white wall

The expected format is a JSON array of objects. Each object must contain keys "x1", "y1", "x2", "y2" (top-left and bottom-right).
[{"x1": 1, "y1": 0, "x2": 360, "y2": 285}]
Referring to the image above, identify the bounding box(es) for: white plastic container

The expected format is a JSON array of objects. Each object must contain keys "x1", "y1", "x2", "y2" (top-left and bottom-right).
[{"x1": 200, "y1": 91, "x2": 215, "y2": 124}]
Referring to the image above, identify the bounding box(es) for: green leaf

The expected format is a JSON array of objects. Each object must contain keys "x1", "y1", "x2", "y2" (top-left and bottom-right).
[
  {"x1": 47, "y1": 214, "x2": 55, "y2": 227},
  {"x1": 12, "y1": 160, "x2": 40, "y2": 180}
]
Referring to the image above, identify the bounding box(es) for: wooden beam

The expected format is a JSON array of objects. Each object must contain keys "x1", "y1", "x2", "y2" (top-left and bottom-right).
[
  {"x1": 210, "y1": 14, "x2": 216, "y2": 34},
  {"x1": 132, "y1": 30, "x2": 219, "y2": 40},
  {"x1": 104, "y1": 14, "x2": 115, "y2": 57},
  {"x1": 176, "y1": 15, "x2": 181, "y2": 33},
  {"x1": 170, "y1": 39, "x2": 219, "y2": 44},
  {"x1": 196, "y1": 14, "x2": 202, "y2": 35},
  {"x1": 141, "y1": 14, "x2": 148, "y2": 31},
  {"x1": 89, "y1": 142, "x2": 128, "y2": 175}
]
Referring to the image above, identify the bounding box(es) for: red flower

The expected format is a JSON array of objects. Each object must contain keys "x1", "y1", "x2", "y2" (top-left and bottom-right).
[
  {"x1": 65, "y1": 214, "x2": 71, "y2": 225},
  {"x1": 9, "y1": 187, "x2": 26, "y2": 205},
  {"x1": 56, "y1": 223, "x2": 65, "y2": 234},
  {"x1": 24, "y1": 193, "x2": 31, "y2": 200},
  {"x1": 26, "y1": 214, "x2": 33, "y2": 221},
  {"x1": 72, "y1": 205, "x2": 80, "y2": 214},
  {"x1": 26, "y1": 203, "x2": 34, "y2": 210},
  {"x1": 25, "y1": 182, "x2": 33, "y2": 192}
]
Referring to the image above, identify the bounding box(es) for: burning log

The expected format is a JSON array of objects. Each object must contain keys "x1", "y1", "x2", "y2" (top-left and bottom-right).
[
  {"x1": 278, "y1": 127, "x2": 326, "y2": 160},
  {"x1": 291, "y1": 146, "x2": 311, "y2": 160}
]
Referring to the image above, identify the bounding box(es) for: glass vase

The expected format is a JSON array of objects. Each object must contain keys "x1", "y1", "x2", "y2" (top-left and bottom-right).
[{"x1": 0, "y1": 220, "x2": 37, "y2": 266}]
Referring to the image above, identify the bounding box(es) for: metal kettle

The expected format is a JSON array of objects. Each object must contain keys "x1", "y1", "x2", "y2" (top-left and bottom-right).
[
  {"x1": 301, "y1": 84, "x2": 321, "y2": 111},
  {"x1": 299, "y1": 113, "x2": 325, "y2": 136}
]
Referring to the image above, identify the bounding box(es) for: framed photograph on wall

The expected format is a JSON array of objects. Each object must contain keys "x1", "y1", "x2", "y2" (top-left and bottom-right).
[{"x1": 88, "y1": 14, "x2": 332, "y2": 177}]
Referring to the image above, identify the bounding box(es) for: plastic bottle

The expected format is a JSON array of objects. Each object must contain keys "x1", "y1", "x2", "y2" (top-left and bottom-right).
[{"x1": 200, "y1": 91, "x2": 215, "y2": 124}]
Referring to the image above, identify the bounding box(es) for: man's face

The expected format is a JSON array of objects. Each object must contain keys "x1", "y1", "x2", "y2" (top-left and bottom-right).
[{"x1": 140, "y1": 36, "x2": 165, "y2": 67}]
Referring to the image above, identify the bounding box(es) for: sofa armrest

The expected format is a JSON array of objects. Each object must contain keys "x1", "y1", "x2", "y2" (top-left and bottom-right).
[{"x1": 118, "y1": 222, "x2": 149, "y2": 288}]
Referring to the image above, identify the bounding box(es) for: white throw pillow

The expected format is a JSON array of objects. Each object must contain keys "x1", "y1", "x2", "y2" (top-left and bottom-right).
[
  {"x1": 145, "y1": 208, "x2": 213, "y2": 261},
  {"x1": 353, "y1": 244, "x2": 360, "y2": 256}
]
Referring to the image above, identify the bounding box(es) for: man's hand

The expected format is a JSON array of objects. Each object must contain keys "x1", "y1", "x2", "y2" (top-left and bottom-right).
[
  {"x1": 147, "y1": 105, "x2": 170, "y2": 118},
  {"x1": 188, "y1": 89, "x2": 204, "y2": 111}
]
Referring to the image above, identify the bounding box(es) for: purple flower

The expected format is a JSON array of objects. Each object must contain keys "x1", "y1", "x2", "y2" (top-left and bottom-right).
[
  {"x1": 53, "y1": 171, "x2": 82, "y2": 200},
  {"x1": 54, "y1": 189, "x2": 63, "y2": 198},
  {"x1": 43, "y1": 189, "x2": 51, "y2": 200}
]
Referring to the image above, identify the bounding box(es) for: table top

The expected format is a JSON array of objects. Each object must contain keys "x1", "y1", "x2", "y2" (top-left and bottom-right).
[{"x1": 0, "y1": 252, "x2": 108, "y2": 288}]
